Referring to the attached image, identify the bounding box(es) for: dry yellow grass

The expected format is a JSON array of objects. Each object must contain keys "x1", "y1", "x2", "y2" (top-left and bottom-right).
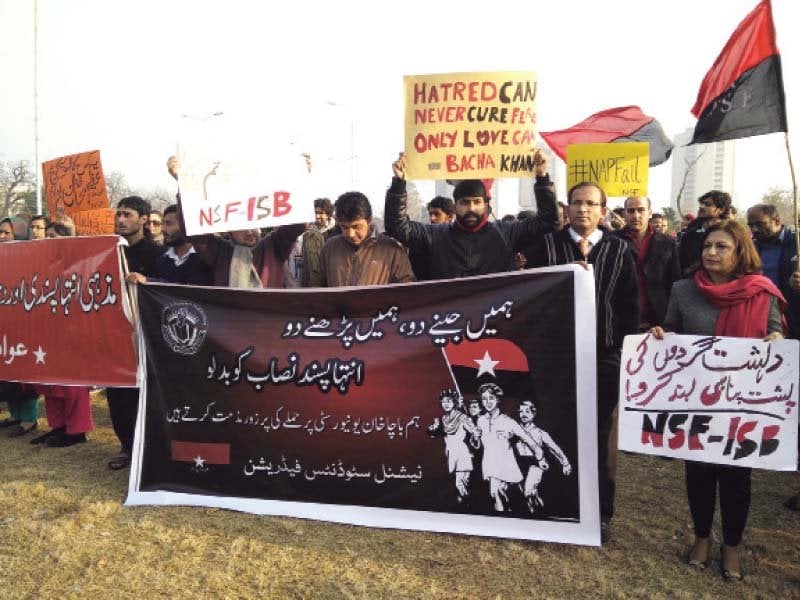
[{"x1": 0, "y1": 391, "x2": 798, "y2": 599}]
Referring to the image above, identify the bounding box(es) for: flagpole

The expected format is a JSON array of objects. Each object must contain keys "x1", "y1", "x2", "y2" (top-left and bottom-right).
[
  {"x1": 34, "y1": 0, "x2": 41, "y2": 215},
  {"x1": 786, "y1": 133, "x2": 800, "y2": 266},
  {"x1": 440, "y1": 348, "x2": 463, "y2": 400}
]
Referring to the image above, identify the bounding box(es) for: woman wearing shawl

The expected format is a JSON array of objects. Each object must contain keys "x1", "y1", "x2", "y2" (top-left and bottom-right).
[{"x1": 650, "y1": 220, "x2": 786, "y2": 581}]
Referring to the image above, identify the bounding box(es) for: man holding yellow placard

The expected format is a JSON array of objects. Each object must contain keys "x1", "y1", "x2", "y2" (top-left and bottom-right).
[{"x1": 384, "y1": 150, "x2": 558, "y2": 280}]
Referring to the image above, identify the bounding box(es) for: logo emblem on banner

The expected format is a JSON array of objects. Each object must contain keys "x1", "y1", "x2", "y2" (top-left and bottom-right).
[{"x1": 161, "y1": 302, "x2": 208, "y2": 355}]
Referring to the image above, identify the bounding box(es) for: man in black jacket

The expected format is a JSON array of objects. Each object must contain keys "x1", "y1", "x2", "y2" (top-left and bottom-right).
[
  {"x1": 524, "y1": 181, "x2": 639, "y2": 543},
  {"x1": 612, "y1": 196, "x2": 680, "y2": 329},
  {"x1": 107, "y1": 195, "x2": 165, "y2": 470},
  {"x1": 384, "y1": 151, "x2": 559, "y2": 279},
  {"x1": 678, "y1": 190, "x2": 732, "y2": 276}
]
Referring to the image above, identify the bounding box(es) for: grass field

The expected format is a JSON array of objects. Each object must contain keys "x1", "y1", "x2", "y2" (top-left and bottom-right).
[{"x1": 0, "y1": 391, "x2": 798, "y2": 599}]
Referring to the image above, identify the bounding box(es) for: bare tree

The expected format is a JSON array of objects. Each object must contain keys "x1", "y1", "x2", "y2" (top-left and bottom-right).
[
  {"x1": 105, "y1": 171, "x2": 133, "y2": 205},
  {"x1": 140, "y1": 187, "x2": 175, "y2": 211},
  {"x1": 674, "y1": 150, "x2": 706, "y2": 217},
  {"x1": 760, "y1": 187, "x2": 793, "y2": 224},
  {"x1": 0, "y1": 161, "x2": 35, "y2": 218}
]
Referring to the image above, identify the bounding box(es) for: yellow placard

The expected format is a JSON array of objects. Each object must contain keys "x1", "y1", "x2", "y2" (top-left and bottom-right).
[
  {"x1": 565, "y1": 142, "x2": 649, "y2": 197},
  {"x1": 404, "y1": 71, "x2": 537, "y2": 180}
]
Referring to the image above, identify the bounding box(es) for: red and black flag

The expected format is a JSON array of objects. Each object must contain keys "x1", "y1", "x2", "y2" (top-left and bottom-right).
[
  {"x1": 690, "y1": 0, "x2": 787, "y2": 144},
  {"x1": 442, "y1": 338, "x2": 532, "y2": 401},
  {"x1": 540, "y1": 106, "x2": 674, "y2": 166}
]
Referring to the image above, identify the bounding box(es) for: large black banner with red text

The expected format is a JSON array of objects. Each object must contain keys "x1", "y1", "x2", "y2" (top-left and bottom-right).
[
  {"x1": 0, "y1": 236, "x2": 137, "y2": 386},
  {"x1": 128, "y1": 266, "x2": 600, "y2": 545}
]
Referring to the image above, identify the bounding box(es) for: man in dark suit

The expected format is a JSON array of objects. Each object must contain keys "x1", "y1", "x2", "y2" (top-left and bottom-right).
[{"x1": 524, "y1": 181, "x2": 639, "y2": 544}]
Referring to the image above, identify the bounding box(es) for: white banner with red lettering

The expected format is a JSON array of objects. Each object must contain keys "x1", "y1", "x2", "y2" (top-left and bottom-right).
[
  {"x1": 176, "y1": 113, "x2": 315, "y2": 236},
  {"x1": 619, "y1": 333, "x2": 799, "y2": 470}
]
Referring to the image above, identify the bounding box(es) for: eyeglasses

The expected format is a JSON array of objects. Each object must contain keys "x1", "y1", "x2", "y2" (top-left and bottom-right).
[{"x1": 150, "y1": 220, "x2": 162, "y2": 226}]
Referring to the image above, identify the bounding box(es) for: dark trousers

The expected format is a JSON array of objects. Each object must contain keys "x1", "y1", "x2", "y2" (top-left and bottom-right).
[
  {"x1": 106, "y1": 387, "x2": 139, "y2": 454},
  {"x1": 685, "y1": 460, "x2": 751, "y2": 546},
  {"x1": 597, "y1": 351, "x2": 620, "y2": 523}
]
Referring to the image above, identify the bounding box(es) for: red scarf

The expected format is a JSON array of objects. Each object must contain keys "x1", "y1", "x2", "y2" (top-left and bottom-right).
[
  {"x1": 454, "y1": 214, "x2": 489, "y2": 233},
  {"x1": 693, "y1": 269, "x2": 787, "y2": 337},
  {"x1": 622, "y1": 227, "x2": 655, "y2": 324}
]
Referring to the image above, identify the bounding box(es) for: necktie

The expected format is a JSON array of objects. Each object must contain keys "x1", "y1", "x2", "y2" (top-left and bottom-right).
[{"x1": 577, "y1": 237, "x2": 590, "y2": 259}]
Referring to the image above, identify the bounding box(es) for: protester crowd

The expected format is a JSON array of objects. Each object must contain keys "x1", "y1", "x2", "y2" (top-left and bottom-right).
[{"x1": 1, "y1": 148, "x2": 798, "y2": 582}]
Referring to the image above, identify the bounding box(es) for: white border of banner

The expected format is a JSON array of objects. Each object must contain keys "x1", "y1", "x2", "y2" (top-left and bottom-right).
[{"x1": 126, "y1": 265, "x2": 600, "y2": 546}]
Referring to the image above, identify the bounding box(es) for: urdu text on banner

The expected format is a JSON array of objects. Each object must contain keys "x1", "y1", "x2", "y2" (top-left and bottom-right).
[
  {"x1": 619, "y1": 333, "x2": 799, "y2": 470},
  {"x1": 127, "y1": 266, "x2": 601, "y2": 546},
  {"x1": 0, "y1": 236, "x2": 137, "y2": 386}
]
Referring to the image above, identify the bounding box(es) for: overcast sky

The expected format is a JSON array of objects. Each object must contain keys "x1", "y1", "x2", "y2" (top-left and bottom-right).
[{"x1": 1, "y1": 0, "x2": 798, "y2": 214}]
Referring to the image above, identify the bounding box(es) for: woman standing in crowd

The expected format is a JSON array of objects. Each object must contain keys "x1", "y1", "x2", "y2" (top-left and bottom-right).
[
  {"x1": 649, "y1": 220, "x2": 786, "y2": 581},
  {"x1": 0, "y1": 217, "x2": 41, "y2": 436}
]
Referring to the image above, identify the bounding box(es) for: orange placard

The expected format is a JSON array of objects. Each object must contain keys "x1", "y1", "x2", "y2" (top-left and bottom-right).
[
  {"x1": 42, "y1": 150, "x2": 109, "y2": 217},
  {"x1": 73, "y1": 208, "x2": 116, "y2": 236}
]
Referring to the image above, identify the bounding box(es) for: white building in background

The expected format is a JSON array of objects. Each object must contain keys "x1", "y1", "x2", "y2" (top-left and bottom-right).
[{"x1": 670, "y1": 127, "x2": 735, "y2": 214}]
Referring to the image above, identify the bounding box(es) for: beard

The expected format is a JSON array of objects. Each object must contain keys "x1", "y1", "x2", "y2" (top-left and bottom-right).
[
  {"x1": 456, "y1": 212, "x2": 482, "y2": 227},
  {"x1": 165, "y1": 233, "x2": 185, "y2": 248}
]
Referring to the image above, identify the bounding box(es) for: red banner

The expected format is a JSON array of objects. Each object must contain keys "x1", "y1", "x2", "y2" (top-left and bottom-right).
[{"x1": 0, "y1": 236, "x2": 137, "y2": 386}]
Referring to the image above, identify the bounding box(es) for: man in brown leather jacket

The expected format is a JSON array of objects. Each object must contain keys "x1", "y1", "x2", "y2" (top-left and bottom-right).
[{"x1": 311, "y1": 192, "x2": 415, "y2": 287}]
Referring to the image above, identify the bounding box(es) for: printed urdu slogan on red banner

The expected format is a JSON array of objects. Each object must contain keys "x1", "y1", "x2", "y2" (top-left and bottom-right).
[
  {"x1": 0, "y1": 236, "x2": 137, "y2": 386},
  {"x1": 127, "y1": 266, "x2": 601, "y2": 546}
]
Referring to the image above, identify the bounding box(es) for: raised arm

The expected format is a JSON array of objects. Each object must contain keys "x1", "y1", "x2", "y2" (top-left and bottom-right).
[
  {"x1": 174, "y1": 190, "x2": 224, "y2": 267},
  {"x1": 507, "y1": 148, "x2": 560, "y2": 250},
  {"x1": 383, "y1": 153, "x2": 434, "y2": 251}
]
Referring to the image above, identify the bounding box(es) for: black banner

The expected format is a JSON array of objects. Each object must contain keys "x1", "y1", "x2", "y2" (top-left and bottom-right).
[{"x1": 128, "y1": 267, "x2": 600, "y2": 545}]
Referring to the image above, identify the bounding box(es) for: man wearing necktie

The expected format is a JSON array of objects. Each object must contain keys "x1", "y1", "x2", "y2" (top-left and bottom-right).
[{"x1": 523, "y1": 181, "x2": 639, "y2": 544}]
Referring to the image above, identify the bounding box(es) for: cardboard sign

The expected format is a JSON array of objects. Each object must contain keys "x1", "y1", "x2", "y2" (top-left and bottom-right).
[
  {"x1": 73, "y1": 208, "x2": 116, "y2": 236},
  {"x1": 42, "y1": 150, "x2": 109, "y2": 217},
  {"x1": 176, "y1": 114, "x2": 315, "y2": 237},
  {"x1": 404, "y1": 71, "x2": 538, "y2": 179},
  {"x1": 565, "y1": 142, "x2": 649, "y2": 197},
  {"x1": 619, "y1": 333, "x2": 799, "y2": 470}
]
